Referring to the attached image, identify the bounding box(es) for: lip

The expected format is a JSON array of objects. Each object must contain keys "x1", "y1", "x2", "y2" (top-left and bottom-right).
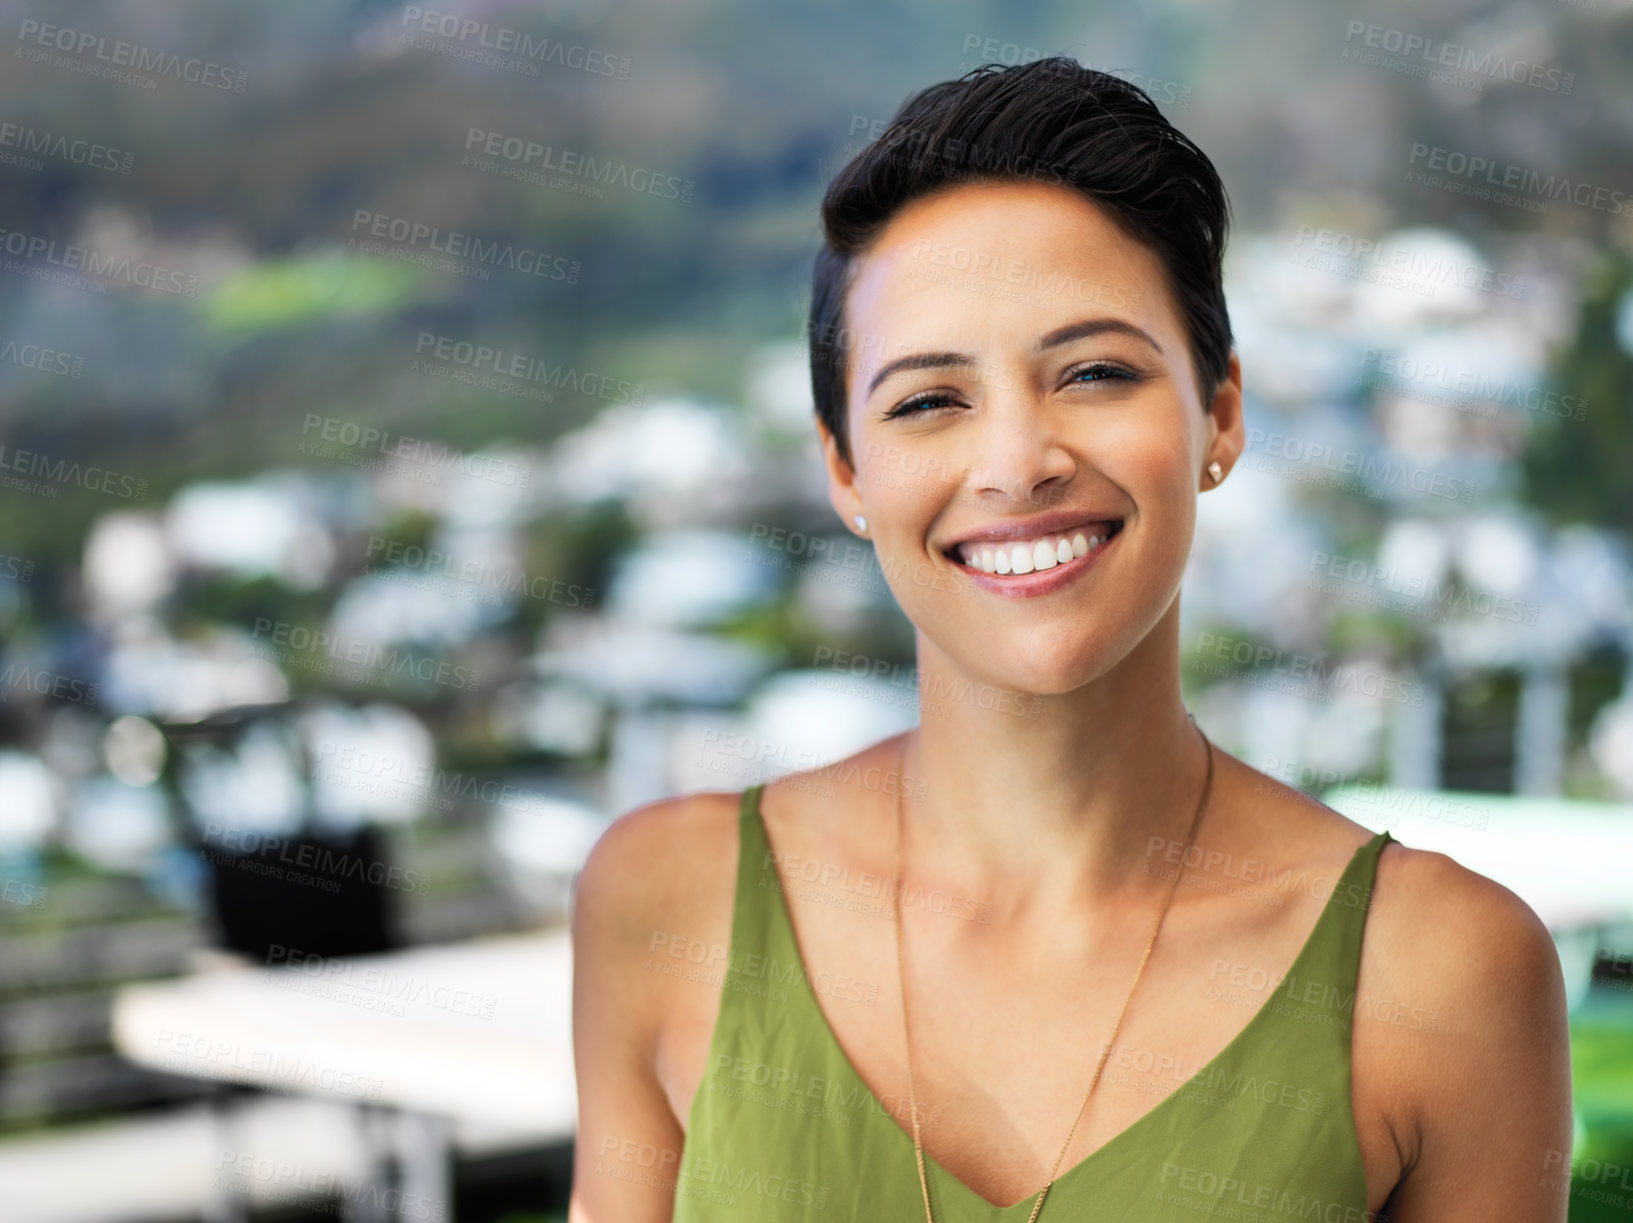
[
  {"x1": 940, "y1": 509, "x2": 1125, "y2": 551},
  {"x1": 948, "y1": 520, "x2": 1123, "y2": 599}
]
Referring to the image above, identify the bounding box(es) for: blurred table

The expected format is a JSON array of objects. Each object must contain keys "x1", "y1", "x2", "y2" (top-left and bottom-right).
[{"x1": 111, "y1": 927, "x2": 575, "y2": 1222}]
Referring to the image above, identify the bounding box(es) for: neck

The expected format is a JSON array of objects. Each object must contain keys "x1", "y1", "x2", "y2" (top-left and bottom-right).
[{"x1": 896, "y1": 601, "x2": 1211, "y2": 916}]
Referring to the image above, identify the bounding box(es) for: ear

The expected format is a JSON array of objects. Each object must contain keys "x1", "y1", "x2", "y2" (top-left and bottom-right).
[
  {"x1": 1201, "y1": 348, "x2": 1245, "y2": 489},
  {"x1": 816, "y1": 415, "x2": 866, "y2": 529}
]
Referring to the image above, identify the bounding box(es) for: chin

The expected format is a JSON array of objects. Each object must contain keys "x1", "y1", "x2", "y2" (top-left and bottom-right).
[{"x1": 949, "y1": 636, "x2": 1111, "y2": 704}]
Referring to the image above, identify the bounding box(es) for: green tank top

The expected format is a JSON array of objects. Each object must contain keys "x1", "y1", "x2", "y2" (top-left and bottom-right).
[{"x1": 671, "y1": 782, "x2": 1395, "y2": 1221}]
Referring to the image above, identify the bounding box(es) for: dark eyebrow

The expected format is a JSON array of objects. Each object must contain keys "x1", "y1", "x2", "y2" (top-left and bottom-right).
[
  {"x1": 865, "y1": 351, "x2": 979, "y2": 398},
  {"x1": 1038, "y1": 317, "x2": 1164, "y2": 355},
  {"x1": 864, "y1": 317, "x2": 1162, "y2": 398}
]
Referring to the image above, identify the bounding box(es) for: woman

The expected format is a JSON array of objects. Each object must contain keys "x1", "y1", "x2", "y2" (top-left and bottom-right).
[{"x1": 569, "y1": 57, "x2": 1571, "y2": 1222}]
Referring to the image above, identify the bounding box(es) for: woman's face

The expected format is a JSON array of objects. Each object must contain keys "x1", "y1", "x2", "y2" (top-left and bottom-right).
[{"x1": 821, "y1": 178, "x2": 1242, "y2": 696}]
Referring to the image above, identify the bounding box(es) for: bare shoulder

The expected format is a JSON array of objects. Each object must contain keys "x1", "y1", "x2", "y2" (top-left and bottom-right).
[
  {"x1": 572, "y1": 786, "x2": 745, "y2": 954},
  {"x1": 1365, "y1": 834, "x2": 1559, "y2": 977},
  {"x1": 569, "y1": 784, "x2": 751, "y2": 1155},
  {"x1": 1210, "y1": 749, "x2": 1387, "y2": 876},
  {"x1": 569, "y1": 788, "x2": 746, "y2": 1060},
  {"x1": 568, "y1": 792, "x2": 748, "y2": 1218},
  {"x1": 1362, "y1": 835, "x2": 1572, "y2": 1215},
  {"x1": 1226, "y1": 750, "x2": 1563, "y2": 1004},
  {"x1": 1225, "y1": 753, "x2": 1572, "y2": 1215},
  {"x1": 1362, "y1": 832, "x2": 1569, "y2": 1064}
]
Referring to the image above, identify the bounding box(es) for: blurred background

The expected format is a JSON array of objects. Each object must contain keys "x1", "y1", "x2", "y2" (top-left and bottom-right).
[{"x1": 0, "y1": 1, "x2": 1630, "y2": 1220}]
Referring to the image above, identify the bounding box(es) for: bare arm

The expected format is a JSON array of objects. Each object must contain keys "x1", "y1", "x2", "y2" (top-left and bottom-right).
[
  {"x1": 1382, "y1": 853, "x2": 1574, "y2": 1221},
  {"x1": 567, "y1": 803, "x2": 689, "y2": 1223}
]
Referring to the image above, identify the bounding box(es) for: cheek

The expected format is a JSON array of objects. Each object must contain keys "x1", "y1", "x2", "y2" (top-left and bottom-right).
[
  {"x1": 856, "y1": 451, "x2": 956, "y2": 533},
  {"x1": 1097, "y1": 418, "x2": 1196, "y2": 499},
  {"x1": 1105, "y1": 436, "x2": 1200, "y2": 564},
  {"x1": 1129, "y1": 439, "x2": 1197, "y2": 500}
]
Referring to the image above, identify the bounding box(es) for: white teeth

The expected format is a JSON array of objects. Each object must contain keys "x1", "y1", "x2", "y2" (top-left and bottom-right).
[{"x1": 955, "y1": 525, "x2": 1118, "y2": 575}]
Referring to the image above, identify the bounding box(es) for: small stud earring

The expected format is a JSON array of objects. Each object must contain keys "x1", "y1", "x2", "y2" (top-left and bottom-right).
[
  {"x1": 1207, "y1": 460, "x2": 1223, "y2": 484},
  {"x1": 852, "y1": 514, "x2": 867, "y2": 533}
]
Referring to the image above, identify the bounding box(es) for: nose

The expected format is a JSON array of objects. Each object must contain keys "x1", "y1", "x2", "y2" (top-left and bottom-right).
[{"x1": 963, "y1": 378, "x2": 1077, "y2": 509}]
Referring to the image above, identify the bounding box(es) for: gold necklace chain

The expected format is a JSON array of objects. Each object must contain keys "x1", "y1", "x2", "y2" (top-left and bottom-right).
[{"x1": 891, "y1": 712, "x2": 1214, "y2": 1223}]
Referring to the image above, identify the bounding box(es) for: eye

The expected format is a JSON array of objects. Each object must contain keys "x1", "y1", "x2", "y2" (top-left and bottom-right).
[
  {"x1": 882, "y1": 362, "x2": 1138, "y2": 421},
  {"x1": 881, "y1": 390, "x2": 962, "y2": 421},
  {"x1": 1065, "y1": 360, "x2": 1138, "y2": 388}
]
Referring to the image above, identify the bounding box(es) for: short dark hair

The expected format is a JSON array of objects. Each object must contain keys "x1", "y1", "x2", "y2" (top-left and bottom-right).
[{"x1": 809, "y1": 57, "x2": 1234, "y2": 469}]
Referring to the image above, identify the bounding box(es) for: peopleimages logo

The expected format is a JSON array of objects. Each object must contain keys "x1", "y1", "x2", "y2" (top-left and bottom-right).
[
  {"x1": 363, "y1": 535, "x2": 596, "y2": 610},
  {"x1": 1342, "y1": 21, "x2": 1574, "y2": 93},
  {"x1": 0, "y1": 443, "x2": 148, "y2": 500},
  {"x1": 0, "y1": 339, "x2": 84, "y2": 378},
  {"x1": 204, "y1": 825, "x2": 431, "y2": 895},
  {"x1": 250, "y1": 618, "x2": 483, "y2": 693},
  {"x1": 299, "y1": 414, "x2": 531, "y2": 487},
  {"x1": 1359, "y1": 349, "x2": 1587, "y2": 422},
  {"x1": 13, "y1": 19, "x2": 249, "y2": 92},
  {"x1": 398, "y1": 6, "x2": 630, "y2": 80},
  {"x1": 0, "y1": 226, "x2": 197, "y2": 296},
  {"x1": 1290, "y1": 225, "x2": 1526, "y2": 300},
  {"x1": 463, "y1": 128, "x2": 693, "y2": 202},
  {"x1": 0, "y1": 663, "x2": 97, "y2": 705},
  {"x1": 215, "y1": 1149, "x2": 445, "y2": 1223},
  {"x1": 1407, "y1": 143, "x2": 1630, "y2": 216},
  {"x1": 349, "y1": 210, "x2": 580, "y2": 282},
  {"x1": 0, "y1": 120, "x2": 133, "y2": 174},
  {"x1": 412, "y1": 332, "x2": 645, "y2": 405}
]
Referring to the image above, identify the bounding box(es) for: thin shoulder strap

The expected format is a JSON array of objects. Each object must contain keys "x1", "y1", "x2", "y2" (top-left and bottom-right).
[
  {"x1": 730, "y1": 783, "x2": 774, "y2": 962},
  {"x1": 1283, "y1": 829, "x2": 1396, "y2": 1037},
  {"x1": 718, "y1": 783, "x2": 819, "y2": 1037},
  {"x1": 1330, "y1": 829, "x2": 1394, "y2": 972}
]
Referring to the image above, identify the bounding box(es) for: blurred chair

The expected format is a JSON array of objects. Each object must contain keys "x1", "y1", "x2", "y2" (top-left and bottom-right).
[{"x1": 205, "y1": 822, "x2": 399, "y2": 962}]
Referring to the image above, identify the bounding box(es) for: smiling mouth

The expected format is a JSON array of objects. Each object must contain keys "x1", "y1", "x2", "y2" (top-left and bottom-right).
[{"x1": 943, "y1": 520, "x2": 1124, "y2": 575}]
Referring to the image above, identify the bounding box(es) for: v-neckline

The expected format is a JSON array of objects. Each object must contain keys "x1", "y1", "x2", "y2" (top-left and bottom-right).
[{"x1": 747, "y1": 782, "x2": 1382, "y2": 1215}]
